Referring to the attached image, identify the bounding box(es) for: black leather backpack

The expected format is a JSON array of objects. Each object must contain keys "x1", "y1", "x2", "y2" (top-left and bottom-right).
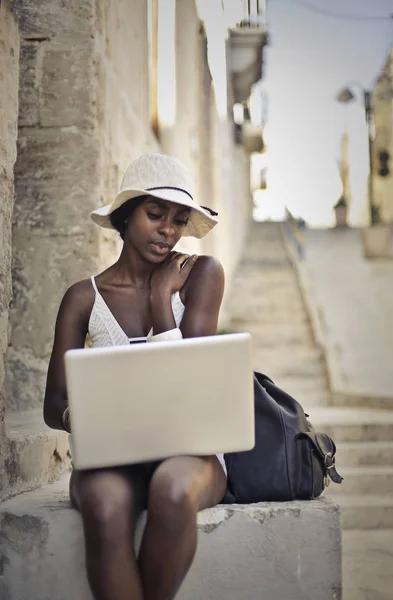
[{"x1": 223, "y1": 372, "x2": 343, "y2": 504}]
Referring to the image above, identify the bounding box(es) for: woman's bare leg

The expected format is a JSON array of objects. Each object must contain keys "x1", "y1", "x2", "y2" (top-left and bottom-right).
[
  {"x1": 138, "y1": 455, "x2": 227, "y2": 600},
  {"x1": 70, "y1": 466, "x2": 145, "y2": 600}
]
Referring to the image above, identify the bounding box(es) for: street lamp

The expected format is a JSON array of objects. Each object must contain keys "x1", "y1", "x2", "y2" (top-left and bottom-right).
[{"x1": 336, "y1": 85, "x2": 378, "y2": 225}]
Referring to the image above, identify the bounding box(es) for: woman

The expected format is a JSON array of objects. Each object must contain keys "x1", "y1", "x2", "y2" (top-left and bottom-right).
[{"x1": 43, "y1": 153, "x2": 227, "y2": 600}]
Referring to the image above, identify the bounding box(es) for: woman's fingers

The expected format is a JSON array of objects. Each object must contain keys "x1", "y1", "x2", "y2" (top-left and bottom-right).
[
  {"x1": 151, "y1": 252, "x2": 198, "y2": 293},
  {"x1": 166, "y1": 251, "x2": 187, "y2": 263},
  {"x1": 167, "y1": 252, "x2": 192, "y2": 267},
  {"x1": 179, "y1": 254, "x2": 198, "y2": 274}
]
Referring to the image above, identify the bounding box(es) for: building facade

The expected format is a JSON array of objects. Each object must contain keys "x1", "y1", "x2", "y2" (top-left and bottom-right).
[
  {"x1": 0, "y1": 0, "x2": 268, "y2": 500},
  {"x1": 371, "y1": 46, "x2": 393, "y2": 224}
]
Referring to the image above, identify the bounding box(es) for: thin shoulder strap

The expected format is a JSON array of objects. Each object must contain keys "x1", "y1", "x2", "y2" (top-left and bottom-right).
[{"x1": 90, "y1": 275, "x2": 99, "y2": 294}]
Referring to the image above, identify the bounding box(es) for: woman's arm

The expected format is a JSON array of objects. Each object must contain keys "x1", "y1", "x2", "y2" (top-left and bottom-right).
[
  {"x1": 149, "y1": 253, "x2": 224, "y2": 339},
  {"x1": 43, "y1": 281, "x2": 93, "y2": 431},
  {"x1": 179, "y1": 255, "x2": 225, "y2": 338},
  {"x1": 150, "y1": 252, "x2": 198, "y2": 336}
]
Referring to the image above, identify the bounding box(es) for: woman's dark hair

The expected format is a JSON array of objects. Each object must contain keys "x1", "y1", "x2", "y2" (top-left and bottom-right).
[{"x1": 109, "y1": 195, "x2": 148, "y2": 240}]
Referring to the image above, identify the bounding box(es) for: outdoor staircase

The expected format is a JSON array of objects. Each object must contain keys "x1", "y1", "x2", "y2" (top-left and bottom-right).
[{"x1": 226, "y1": 221, "x2": 393, "y2": 530}]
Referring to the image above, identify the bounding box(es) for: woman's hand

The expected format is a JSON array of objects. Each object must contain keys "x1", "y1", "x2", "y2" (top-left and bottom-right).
[{"x1": 150, "y1": 252, "x2": 198, "y2": 296}]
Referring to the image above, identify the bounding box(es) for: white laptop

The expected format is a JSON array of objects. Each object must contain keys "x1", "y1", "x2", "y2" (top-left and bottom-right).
[{"x1": 64, "y1": 332, "x2": 254, "y2": 470}]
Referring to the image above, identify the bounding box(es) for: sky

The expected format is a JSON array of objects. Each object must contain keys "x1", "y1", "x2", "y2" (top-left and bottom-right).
[{"x1": 246, "y1": 0, "x2": 393, "y2": 226}]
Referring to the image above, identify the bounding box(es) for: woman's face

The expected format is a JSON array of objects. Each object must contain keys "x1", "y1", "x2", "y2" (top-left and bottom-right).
[{"x1": 125, "y1": 196, "x2": 191, "y2": 263}]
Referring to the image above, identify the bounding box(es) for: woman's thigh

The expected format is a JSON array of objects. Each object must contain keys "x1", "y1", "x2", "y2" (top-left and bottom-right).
[{"x1": 148, "y1": 455, "x2": 227, "y2": 514}]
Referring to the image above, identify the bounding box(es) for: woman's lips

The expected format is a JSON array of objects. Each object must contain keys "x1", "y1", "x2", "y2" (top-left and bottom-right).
[{"x1": 150, "y1": 242, "x2": 171, "y2": 255}]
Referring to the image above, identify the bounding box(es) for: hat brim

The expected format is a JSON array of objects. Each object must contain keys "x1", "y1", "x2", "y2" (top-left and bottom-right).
[{"x1": 90, "y1": 188, "x2": 218, "y2": 239}]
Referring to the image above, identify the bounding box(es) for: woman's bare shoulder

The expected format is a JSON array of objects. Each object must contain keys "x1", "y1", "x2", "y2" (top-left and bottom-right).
[
  {"x1": 49, "y1": 279, "x2": 95, "y2": 354},
  {"x1": 182, "y1": 255, "x2": 224, "y2": 300},
  {"x1": 59, "y1": 278, "x2": 95, "y2": 317},
  {"x1": 189, "y1": 255, "x2": 224, "y2": 279}
]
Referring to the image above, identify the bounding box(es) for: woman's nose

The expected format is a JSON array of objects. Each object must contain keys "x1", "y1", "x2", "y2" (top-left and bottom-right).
[{"x1": 158, "y1": 218, "x2": 175, "y2": 236}]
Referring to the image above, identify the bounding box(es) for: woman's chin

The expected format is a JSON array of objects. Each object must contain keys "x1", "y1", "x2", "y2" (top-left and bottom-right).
[{"x1": 145, "y1": 252, "x2": 168, "y2": 265}]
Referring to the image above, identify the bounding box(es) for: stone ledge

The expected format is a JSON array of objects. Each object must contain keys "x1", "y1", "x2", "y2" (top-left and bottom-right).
[
  {"x1": 3, "y1": 410, "x2": 70, "y2": 501},
  {"x1": 0, "y1": 475, "x2": 342, "y2": 600}
]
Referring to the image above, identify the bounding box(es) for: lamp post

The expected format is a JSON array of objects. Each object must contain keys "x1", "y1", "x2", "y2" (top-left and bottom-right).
[{"x1": 336, "y1": 85, "x2": 378, "y2": 226}]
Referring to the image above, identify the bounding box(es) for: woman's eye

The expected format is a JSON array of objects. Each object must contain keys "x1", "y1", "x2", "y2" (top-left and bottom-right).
[
  {"x1": 175, "y1": 220, "x2": 188, "y2": 227},
  {"x1": 148, "y1": 213, "x2": 161, "y2": 220}
]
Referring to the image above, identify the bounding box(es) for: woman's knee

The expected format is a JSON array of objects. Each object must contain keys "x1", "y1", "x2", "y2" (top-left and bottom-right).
[
  {"x1": 77, "y1": 471, "x2": 134, "y2": 533},
  {"x1": 148, "y1": 465, "x2": 198, "y2": 530}
]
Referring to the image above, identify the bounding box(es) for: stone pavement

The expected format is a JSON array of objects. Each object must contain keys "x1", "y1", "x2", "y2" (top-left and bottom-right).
[
  {"x1": 225, "y1": 221, "x2": 393, "y2": 600},
  {"x1": 303, "y1": 226, "x2": 393, "y2": 401}
]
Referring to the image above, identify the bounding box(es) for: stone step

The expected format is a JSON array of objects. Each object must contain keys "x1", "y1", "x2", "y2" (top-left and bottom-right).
[
  {"x1": 332, "y1": 392, "x2": 393, "y2": 412},
  {"x1": 233, "y1": 321, "x2": 311, "y2": 335},
  {"x1": 228, "y1": 283, "x2": 303, "y2": 299},
  {"x1": 233, "y1": 321, "x2": 312, "y2": 335},
  {"x1": 229, "y1": 309, "x2": 308, "y2": 323},
  {"x1": 4, "y1": 409, "x2": 71, "y2": 501},
  {"x1": 0, "y1": 475, "x2": 341, "y2": 600},
  {"x1": 229, "y1": 298, "x2": 305, "y2": 313},
  {"x1": 239, "y1": 251, "x2": 289, "y2": 264},
  {"x1": 271, "y1": 376, "x2": 328, "y2": 394},
  {"x1": 228, "y1": 297, "x2": 306, "y2": 309},
  {"x1": 297, "y1": 395, "x2": 331, "y2": 409},
  {"x1": 252, "y1": 360, "x2": 327, "y2": 381},
  {"x1": 230, "y1": 271, "x2": 297, "y2": 285},
  {"x1": 258, "y1": 387, "x2": 331, "y2": 408},
  {"x1": 311, "y1": 407, "x2": 393, "y2": 442},
  {"x1": 337, "y1": 441, "x2": 393, "y2": 467},
  {"x1": 275, "y1": 364, "x2": 327, "y2": 380},
  {"x1": 327, "y1": 493, "x2": 393, "y2": 529},
  {"x1": 231, "y1": 261, "x2": 294, "y2": 273},
  {"x1": 251, "y1": 388, "x2": 330, "y2": 410},
  {"x1": 251, "y1": 334, "x2": 315, "y2": 349},
  {"x1": 252, "y1": 346, "x2": 324, "y2": 364},
  {"x1": 329, "y1": 466, "x2": 393, "y2": 495}
]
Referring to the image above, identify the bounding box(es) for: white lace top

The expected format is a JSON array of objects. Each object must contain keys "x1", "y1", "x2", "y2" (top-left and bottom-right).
[{"x1": 88, "y1": 276, "x2": 185, "y2": 346}]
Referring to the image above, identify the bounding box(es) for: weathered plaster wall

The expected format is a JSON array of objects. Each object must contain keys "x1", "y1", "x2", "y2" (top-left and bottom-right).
[
  {"x1": 6, "y1": 0, "x2": 101, "y2": 412},
  {"x1": 93, "y1": 0, "x2": 161, "y2": 266},
  {"x1": 195, "y1": 25, "x2": 215, "y2": 259},
  {"x1": 6, "y1": 0, "x2": 162, "y2": 412},
  {"x1": 0, "y1": 1, "x2": 20, "y2": 493}
]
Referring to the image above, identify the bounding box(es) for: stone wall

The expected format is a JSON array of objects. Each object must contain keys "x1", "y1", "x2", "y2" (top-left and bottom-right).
[
  {"x1": 196, "y1": 23, "x2": 214, "y2": 249},
  {"x1": 0, "y1": 1, "x2": 20, "y2": 493},
  {"x1": 94, "y1": 0, "x2": 161, "y2": 267},
  {"x1": 211, "y1": 117, "x2": 252, "y2": 308},
  {"x1": 6, "y1": 0, "x2": 163, "y2": 413},
  {"x1": 6, "y1": 0, "x2": 100, "y2": 412}
]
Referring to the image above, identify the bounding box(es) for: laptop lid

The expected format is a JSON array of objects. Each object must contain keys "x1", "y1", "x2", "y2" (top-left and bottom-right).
[{"x1": 65, "y1": 332, "x2": 254, "y2": 470}]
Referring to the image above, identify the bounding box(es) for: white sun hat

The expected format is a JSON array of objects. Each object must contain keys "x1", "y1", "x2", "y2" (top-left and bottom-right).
[{"x1": 90, "y1": 153, "x2": 218, "y2": 239}]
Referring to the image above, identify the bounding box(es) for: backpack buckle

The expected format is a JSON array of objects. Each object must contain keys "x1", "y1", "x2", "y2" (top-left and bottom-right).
[{"x1": 324, "y1": 452, "x2": 344, "y2": 484}]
